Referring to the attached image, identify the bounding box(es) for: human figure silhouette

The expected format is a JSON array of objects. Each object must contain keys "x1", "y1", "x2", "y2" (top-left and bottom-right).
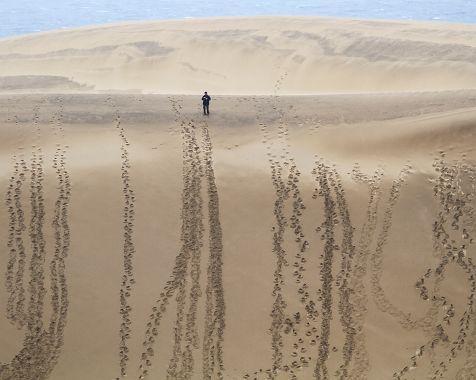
[{"x1": 202, "y1": 91, "x2": 211, "y2": 115}]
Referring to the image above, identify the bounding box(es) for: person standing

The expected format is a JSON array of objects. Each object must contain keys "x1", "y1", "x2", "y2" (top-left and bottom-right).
[{"x1": 202, "y1": 91, "x2": 211, "y2": 115}]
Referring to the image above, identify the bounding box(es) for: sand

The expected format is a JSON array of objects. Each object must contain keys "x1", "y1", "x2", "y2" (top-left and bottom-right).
[
  {"x1": 1, "y1": 16, "x2": 476, "y2": 94},
  {"x1": 0, "y1": 16, "x2": 475, "y2": 380}
]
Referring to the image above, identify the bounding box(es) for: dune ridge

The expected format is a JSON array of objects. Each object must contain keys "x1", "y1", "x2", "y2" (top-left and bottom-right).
[{"x1": 0, "y1": 17, "x2": 476, "y2": 94}]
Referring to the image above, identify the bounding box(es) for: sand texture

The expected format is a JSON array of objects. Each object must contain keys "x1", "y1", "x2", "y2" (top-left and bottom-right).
[
  {"x1": 1, "y1": 17, "x2": 476, "y2": 94},
  {"x1": 0, "y1": 17, "x2": 476, "y2": 380}
]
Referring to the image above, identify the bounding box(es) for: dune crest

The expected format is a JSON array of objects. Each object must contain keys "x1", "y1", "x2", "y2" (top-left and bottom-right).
[{"x1": 0, "y1": 17, "x2": 476, "y2": 93}]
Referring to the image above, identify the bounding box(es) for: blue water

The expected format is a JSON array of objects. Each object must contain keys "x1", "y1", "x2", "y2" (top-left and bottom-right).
[{"x1": 1, "y1": 0, "x2": 475, "y2": 38}]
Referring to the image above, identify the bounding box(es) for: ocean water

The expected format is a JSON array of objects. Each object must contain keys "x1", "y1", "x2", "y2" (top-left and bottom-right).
[{"x1": 1, "y1": 0, "x2": 475, "y2": 38}]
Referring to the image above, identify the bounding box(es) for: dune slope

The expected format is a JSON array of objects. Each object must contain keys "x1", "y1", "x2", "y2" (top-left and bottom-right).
[
  {"x1": 0, "y1": 17, "x2": 475, "y2": 380},
  {"x1": 0, "y1": 17, "x2": 476, "y2": 93}
]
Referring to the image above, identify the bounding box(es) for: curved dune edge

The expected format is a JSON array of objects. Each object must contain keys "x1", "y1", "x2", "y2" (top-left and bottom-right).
[{"x1": 0, "y1": 16, "x2": 476, "y2": 94}]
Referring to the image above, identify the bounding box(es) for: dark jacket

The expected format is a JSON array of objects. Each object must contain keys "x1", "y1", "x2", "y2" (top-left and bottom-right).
[{"x1": 202, "y1": 95, "x2": 211, "y2": 105}]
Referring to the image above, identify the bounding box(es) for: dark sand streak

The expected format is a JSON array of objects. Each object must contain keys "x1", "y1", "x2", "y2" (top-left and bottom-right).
[
  {"x1": 202, "y1": 122, "x2": 226, "y2": 380},
  {"x1": 166, "y1": 120, "x2": 204, "y2": 379},
  {"x1": 348, "y1": 166, "x2": 384, "y2": 380},
  {"x1": 1, "y1": 100, "x2": 72, "y2": 380},
  {"x1": 137, "y1": 101, "x2": 225, "y2": 380},
  {"x1": 106, "y1": 97, "x2": 137, "y2": 379},
  {"x1": 313, "y1": 161, "x2": 337, "y2": 380}
]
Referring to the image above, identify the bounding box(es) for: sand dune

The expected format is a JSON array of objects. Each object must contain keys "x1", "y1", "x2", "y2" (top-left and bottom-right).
[
  {"x1": 1, "y1": 17, "x2": 476, "y2": 93},
  {"x1": 0, "y1": 17, "x2": 476, "y2": 380}
]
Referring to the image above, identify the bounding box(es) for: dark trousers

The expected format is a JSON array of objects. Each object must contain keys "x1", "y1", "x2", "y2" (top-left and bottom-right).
[{"x1": 203, "y1": 104, "x2": 209, "y2": 114}]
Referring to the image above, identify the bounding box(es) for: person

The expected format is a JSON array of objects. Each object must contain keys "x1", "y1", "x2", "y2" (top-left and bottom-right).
[{"x1": 202, "y1": 91, "x2": 211, "y2": 115}]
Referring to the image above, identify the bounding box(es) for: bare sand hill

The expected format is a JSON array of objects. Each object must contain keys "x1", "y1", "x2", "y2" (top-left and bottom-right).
[
  {"x1": 0, "y1": 17, "x2": 475, "y2": 380},
  {"x1": 1, "y1": 17, "x2": 476, "y2": 93}
]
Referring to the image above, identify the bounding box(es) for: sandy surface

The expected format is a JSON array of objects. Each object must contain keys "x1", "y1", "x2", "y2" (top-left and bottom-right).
[
  {"x1": 0, "y1": 17, "x2": 475, "y2": 380},
  {"x1": 1, "y1": 17, "x2": 476, "y2": 94}
]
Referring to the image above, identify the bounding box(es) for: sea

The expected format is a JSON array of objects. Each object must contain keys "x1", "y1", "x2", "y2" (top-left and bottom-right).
[{"x1": 1, "y1": 0, "x2": 475, "y2": 38}]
